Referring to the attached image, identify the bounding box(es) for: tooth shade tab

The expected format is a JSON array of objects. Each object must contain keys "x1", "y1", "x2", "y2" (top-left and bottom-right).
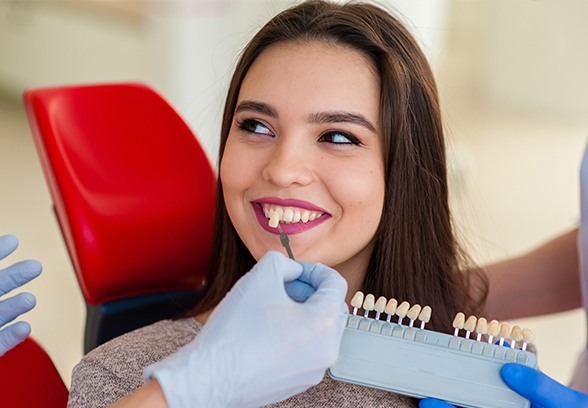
[
  {"x1": 475, "y1": 318, "x2": 488, "y2": 334},
  {"x1": 350, "y1": 291, "x2": 364, "y2": 315},
  {"x1": 464, "y1": 316, "x2": 477, "y2": 332},
  {"x1": 452, "y1": 312, "x2": 465, "y2": 336},
  {"x1": 498, "y1": 322, "x2": 511, "y2": 346},
  {"x1": 407, "y1": 304, "x2": 422, "y2": 321},
  {"x1": 498, "y1": 322, "x2": 511, "y2": 338},
  {"x1": 385, "y1": 298, "x2": 398, "y2": 323},
  {"x1": 510, "y1": 325, "x2": 523, "y2": 348},
  {"x1": 385, "y1": 299, "x2": 398, "y2": 315},
  {"x1": 268, "y1": 211, "x2": 280, "y2": 228},
  {"x1": 419, "y1": 306, "x2": 432, "y2": 322},
  {"x1": 452, "y1": 313, "x2": 465, "y2": 329},
  {"x1": 475, "y1": 318, "x2": 488, "y2": 341},
  {"x1": 396, "y1": 301, "x2": 410, "y2": 318},
  {"x1": 351, "y1": 291, "x2": 364, "y2": 308},
  {"x1": 522, "y1": 327, "x2": 535, "y2": 351},
  {"x1": 363, "y1": 294, "x2": 375, "y2": 317},
  {"x1": 395, "y1": 301, "x2": 410, "y2": 325},
  {"x1": 522, "y1": 327, "x2": 535, "y2": 343},
  {"x1": 418, "y1": 306, "x2": 432, "y2": 329},
  {"x1": 374, "y1": 296, "x2": 387, "y2": 313}
]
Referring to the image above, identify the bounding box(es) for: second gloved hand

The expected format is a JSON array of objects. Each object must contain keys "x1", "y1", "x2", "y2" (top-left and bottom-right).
[
  {"x1": 144, "y1": 251, "x2": 349, "y2": 408},
  {"x1": 419, "y1": 364, "x2": 588, "y2": 408},
  {"x1": 501, "y1": 363, "x2": 588, "y2": 408},
  {"x1": 0, "y1": 235, "x2": 42, "y2": 356}
]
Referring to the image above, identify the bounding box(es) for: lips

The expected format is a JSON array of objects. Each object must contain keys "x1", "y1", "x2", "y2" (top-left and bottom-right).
[{"x1": 252, "y1": 197, "x2": 331, "y2": 234}]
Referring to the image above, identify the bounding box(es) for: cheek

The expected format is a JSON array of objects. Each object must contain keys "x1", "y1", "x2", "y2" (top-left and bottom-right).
[{"x1": 336, "y1": 163, "x2": 385, "y2": 219}]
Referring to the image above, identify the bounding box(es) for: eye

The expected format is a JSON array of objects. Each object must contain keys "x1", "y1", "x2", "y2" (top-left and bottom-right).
[
  {"x1": 236, "y1": 118, "x2": 274, "y2": 136},
  {"x1": 318, "y1": 130, "x2": 362, "y2": 146}
]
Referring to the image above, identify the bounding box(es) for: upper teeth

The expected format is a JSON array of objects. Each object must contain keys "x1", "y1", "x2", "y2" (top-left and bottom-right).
[{"x1": 262, "y1": 204, "x2": 323, "y2": 226}]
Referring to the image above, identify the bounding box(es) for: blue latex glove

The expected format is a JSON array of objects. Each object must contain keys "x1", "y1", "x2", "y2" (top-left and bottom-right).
[
  {"x1": 501, "y1": 363, "x2": 588, "y2": 408},
  {"x1": 0, "y1": 235, "x2": 42, "y2": 356},
  {"x1": 144, "y1": 251, "x2": 348, "y2": 408},
  {"x1": 419, "y1": 363, "x2": 588, "y2": 408}
]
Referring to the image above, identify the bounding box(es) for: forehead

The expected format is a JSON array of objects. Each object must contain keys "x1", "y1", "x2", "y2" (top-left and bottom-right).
[{"x1": 237, "y1": 40, "x2": 380, "y2": 120}]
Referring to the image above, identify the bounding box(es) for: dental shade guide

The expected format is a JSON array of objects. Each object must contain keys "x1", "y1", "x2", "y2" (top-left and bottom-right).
[
  {"x1": 329, "y1": 292, "x2": 538, "y2": 408},
  {"x1": 277, "y1": 224, "x2": 295, "y2": 260},
  {"x1": 268, "y1": 209, "x2": 295, "y2": 260}
]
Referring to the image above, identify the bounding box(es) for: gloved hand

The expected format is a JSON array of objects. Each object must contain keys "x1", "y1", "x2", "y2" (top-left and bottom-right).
[
  {"x1": 501, "y1": 363, "x2": 588, "y2": 408},
  {"x1": 144, "y1": 251, "x2": 348, "y2": 408},
  {"x1": 419, "y1": 363, "x2": 588, "y2": 408},
  {"x1": 0, "y1": 235, "x2": 42, "y2": 356}
]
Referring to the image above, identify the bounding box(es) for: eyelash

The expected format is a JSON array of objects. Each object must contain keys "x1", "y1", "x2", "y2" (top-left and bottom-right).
[
  {"x1": 236, "y1": 118, "x2": 273, "y2": 136},
  {"x1": 235, "y1": 118, "x2": 362, "y2": 146}
]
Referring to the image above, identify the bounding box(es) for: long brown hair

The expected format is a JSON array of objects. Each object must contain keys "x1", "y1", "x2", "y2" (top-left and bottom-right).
[{"x1": 192, "y1": 0, "x2": 487, "y2": 333}]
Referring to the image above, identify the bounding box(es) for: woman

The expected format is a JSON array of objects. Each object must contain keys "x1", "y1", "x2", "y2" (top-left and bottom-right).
[{"x1": 67, "y1": 1, "x2": 487, "y2": 407}]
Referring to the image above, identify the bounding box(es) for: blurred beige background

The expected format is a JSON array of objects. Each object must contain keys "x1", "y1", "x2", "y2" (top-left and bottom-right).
[{"x1": 0, "y1": 0, "x2": 587, "y2": 390}]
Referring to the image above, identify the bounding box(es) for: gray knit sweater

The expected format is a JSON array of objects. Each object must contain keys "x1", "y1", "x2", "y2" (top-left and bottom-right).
[{"x1": 67, "y1": 318, "x2": 416, "y2": 407}]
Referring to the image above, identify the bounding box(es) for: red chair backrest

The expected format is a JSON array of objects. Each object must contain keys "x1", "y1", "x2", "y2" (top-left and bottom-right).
[
  {"x1": 23, "y1": 83, "x2": 216, "y2": 304},
  {"x1": 0, "y1": 338, "x2": 69, "y2": 407}
]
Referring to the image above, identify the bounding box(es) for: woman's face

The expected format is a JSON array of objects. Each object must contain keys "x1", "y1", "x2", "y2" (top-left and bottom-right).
[{"x1": 220, "y1": 40, "x2": 385, "y2": 287}]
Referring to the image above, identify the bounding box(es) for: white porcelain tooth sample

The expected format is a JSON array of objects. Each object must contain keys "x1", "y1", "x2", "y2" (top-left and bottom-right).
[
  {"x1": 374, "y1": 296, "x2": 387, "y2": 313},
  {"x1": 407, "y1": 304, "x2": 422, "y2": 321},
  {"x1": 464, "y1": 316, "x2": 477, "y2": 332},
  {"x1": 522, "y1": 327, "x2": 535, "y2": 351},
  {"x1": 418, "y1": 306, "x2": 432, "y2": 329},
  {"x1": 384, "y1": 298, "x2": 398, "y2": 322},
  {"x1": 350, "y1": 291, "x2": 364, "y2": 315},
  {"x1": 362, "y1": 294, "x2": 375, "y2": 318},
  {"x1": 475, "y1": 317, "x2": 488, "y2": 341},
  {"x1": 498, "y1": 322, "x2": 511, "y2": 346},
  {"x1": 268, "y1": 210, "x2": 280, "y2": 228},
  {"x1": 452, "y1": 312, "x2": 465, "y2": 336},
  {"x1": 487, "y1": 320, "x2": 500, "y2": 343},
  {"x1": 374, "y1": 296, "x2": 387, "y2": 319},
  {"x1": 522, "y1": 327, "x2": 535, "y2": 343},
  {"x1": 396, "y1": 301, "x2": 410, "y2": 318},
  {"x1": 510, "y1": 325, "x2": 523, "y2": 348}
]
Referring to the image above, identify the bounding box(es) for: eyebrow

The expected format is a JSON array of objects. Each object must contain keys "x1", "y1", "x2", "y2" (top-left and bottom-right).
[
  {"x1": 234, "y1": 99, "x2": 377, "y2": 133},
  {"x1": 234, "y1": 100, "x2": 278, "y2": 117},
  {"x1": 308, "y1": 111, "x2": 376, "y2": 133}
]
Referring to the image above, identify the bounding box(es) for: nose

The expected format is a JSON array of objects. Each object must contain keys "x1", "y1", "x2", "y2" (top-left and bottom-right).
[{"x1": 261, "y1": 138, "x2": 314, "y2": 187}]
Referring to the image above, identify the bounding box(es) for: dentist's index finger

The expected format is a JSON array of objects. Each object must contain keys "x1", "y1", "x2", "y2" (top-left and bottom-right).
[
  {"x1": 0, "y1": 260, "x2": 42, "y2": 296},
  {"x1": 297, "y1": 261, "x2": 348, "y2": 301},
  {"x1": 0, "y1": 235, "x2": 19, "y2": 260}
]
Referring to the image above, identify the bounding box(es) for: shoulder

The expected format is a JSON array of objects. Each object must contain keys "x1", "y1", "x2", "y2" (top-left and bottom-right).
[
  {"x1": 268, "y1": 374, "x2": 417, "y2": 407},
  {"x1": 67, "y1": 318, "x2": 202, "y2": 408}
]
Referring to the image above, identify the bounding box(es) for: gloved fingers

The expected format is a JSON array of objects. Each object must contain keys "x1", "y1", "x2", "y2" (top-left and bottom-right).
[
  {"x1": 297, "y1": 261, "x2": 347, "y2": 307},
  {"x1": 501, "y1": 363, "x2": 588, "y2": 408},
  {"x1": 419, "y1": 398, "x2": 456, "y2": 407},
  {"x1": 284, "y1": 279, "x2": 316, "y2": 302},
  {"x1": 0, "y1": 292, "x2": 37, "y2": 326},
  {"x1": 0, "y1": 259, "x2": 42, "y2": 296},
  {"x1": 250, "y1": 251, "x2": 303, "y2": 283},
  {"x1": 0, "y1": 235, "x2": 19, "y2": 261},
  {"x1": 0, "y1": 321, "x2": 31, "y2": 357}
]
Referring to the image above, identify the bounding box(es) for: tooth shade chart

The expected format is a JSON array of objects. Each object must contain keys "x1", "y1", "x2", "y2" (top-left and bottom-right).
[{"x1": 349, "y1": 292, "x2": 535, "y2": 349}]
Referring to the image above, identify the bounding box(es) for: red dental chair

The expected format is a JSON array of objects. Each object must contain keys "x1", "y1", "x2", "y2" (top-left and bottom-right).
[
  {"x1": 23, "y1": 83, "x2": 216, "y2": 354},
  {"x1": 0, "y1": 338, "x2": 69, "y2": 407}
]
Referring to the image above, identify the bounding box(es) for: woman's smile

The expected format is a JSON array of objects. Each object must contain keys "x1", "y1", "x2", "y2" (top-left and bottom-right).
[{"x1": 251, "y1": 197, "x2": 331, "y2": 235}]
